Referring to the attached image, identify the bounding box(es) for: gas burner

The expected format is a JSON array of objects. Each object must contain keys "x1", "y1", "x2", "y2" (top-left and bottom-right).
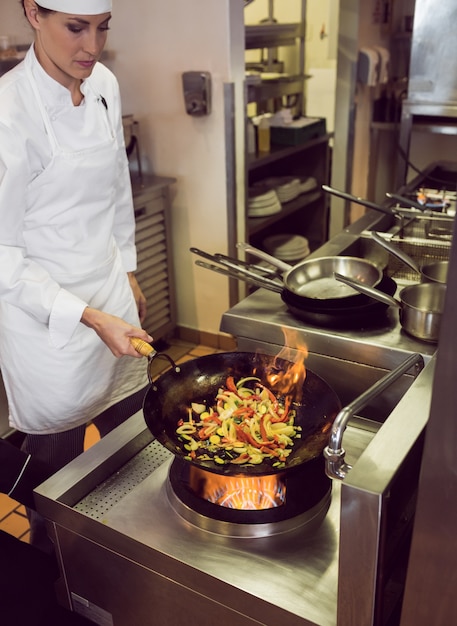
[{"x1": 166, "y1": 456, "x2": 332, "y2": 538}]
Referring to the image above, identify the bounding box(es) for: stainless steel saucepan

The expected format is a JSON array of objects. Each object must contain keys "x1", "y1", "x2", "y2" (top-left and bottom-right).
[
  {"x1": 334, "y1": 272, "x2": 446, "y2": 343},
  {"x1": 371, "y1": 232, "x2": 449, "y2": 284}
]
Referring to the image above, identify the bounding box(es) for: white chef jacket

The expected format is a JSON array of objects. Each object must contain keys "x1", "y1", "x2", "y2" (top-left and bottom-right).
[{"x1": 0, "y1": 46, "x2": 148, "y2": 433}]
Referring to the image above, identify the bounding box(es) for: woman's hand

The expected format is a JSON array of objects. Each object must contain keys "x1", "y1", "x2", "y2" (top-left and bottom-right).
[
  {"x1": 81, "y1": 307, "x2": 153, "y2": 358},
  {"x1": 128, "y1": 272, "x2": 147, "y2": 324}
]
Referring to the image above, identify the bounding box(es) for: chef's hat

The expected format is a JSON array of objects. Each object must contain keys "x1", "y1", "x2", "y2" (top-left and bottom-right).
[{"x1": 36, "y1": 0, "x2": 112, "y2": 14}]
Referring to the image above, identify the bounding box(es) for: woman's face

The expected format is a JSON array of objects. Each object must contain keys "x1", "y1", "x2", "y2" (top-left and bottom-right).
[{"x1": 26, "y1": 4, "x2": 111, "y2": 89}]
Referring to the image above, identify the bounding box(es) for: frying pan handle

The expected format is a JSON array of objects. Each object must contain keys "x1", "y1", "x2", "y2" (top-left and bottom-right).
[
  {"x1": 195, "y1": 260, "x2": 283, "y2": 293},
  {"x1": 371, "y1": 231, "x2": 421, "y2": 275},
  {"x1": 236, "y1": 242, "x2": 293, "y2": 272},
  {"x1": 324, "y1": 352, "x2": 425, "y2": 480},
  {"x1": 333, "y1": 272, "x2": 400, "y2": 309},
  {"x1": 385, "y1": 192, "x2": 432, "y2": 213},
  {"x1": 322, "y1": 185, "x2": 395, "y2": 216}
]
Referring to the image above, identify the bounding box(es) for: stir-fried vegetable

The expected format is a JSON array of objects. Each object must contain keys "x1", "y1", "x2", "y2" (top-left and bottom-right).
[{"x1": 176, "y1": 376, "x2": 301, "y2": 467}]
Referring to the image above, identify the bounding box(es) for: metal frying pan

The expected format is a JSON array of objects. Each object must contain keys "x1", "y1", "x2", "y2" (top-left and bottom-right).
[
  {"x1": 193, "y1": 258, "x2": 396, "y2": 328},
  {"x1": 371, "y1": 232, "x2": 449, "y2": 284},
  {"x1": 140, "y1": 351, "x2": 342, "y2": 476},
  {"x1": 192, "y1": 249, "x2": 378, "y2": 310},
  {"x1": 280, "y1": 274, "x2": 397, "y2": 328},
  {"x1": 236, "y1": 243, "x2": 383, "y2": 302}
]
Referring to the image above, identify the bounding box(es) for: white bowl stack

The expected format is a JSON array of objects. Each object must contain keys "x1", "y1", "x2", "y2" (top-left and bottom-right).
[{"x1": 263, "y1": 234, "x2": 310, "y2": 263}]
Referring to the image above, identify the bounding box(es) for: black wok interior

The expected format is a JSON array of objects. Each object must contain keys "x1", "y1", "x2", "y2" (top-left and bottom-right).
[{"x1": 143, "y1": 352, "x2": 342, "y2": 476}]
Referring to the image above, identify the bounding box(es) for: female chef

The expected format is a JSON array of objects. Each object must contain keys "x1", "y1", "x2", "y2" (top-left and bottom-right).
[{"x1": 0, "y1": 0, "x2": 152, "y2": 550}]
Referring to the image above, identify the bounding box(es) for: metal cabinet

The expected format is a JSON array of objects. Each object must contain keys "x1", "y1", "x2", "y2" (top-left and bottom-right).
[{"x1": 131, "y1": 175, "x2": 177, "y2": 342}]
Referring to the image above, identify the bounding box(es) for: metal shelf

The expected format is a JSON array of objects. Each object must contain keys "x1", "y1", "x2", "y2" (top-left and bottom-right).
[{"x1": 245, "y1": 23, "x2": 303, "y2": 49}]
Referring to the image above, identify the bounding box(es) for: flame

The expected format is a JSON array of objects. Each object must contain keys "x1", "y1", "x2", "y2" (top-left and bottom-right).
[
  {"x1": 189, "y1": 466, "x2": 285, "y2": 510},
  {"x1": 263, "y1": 328, "x2": 309, "y2": 403}
]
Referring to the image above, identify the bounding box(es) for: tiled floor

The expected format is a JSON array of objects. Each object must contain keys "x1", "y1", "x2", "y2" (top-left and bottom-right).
[{"x1": 0, "y1": 338, "x2": 224, "y2": 544}]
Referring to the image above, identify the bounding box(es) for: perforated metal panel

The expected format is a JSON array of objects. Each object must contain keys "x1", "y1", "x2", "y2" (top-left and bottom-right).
[{"x1": 74, "y1": 440, "x2": 172, "y2": 520}]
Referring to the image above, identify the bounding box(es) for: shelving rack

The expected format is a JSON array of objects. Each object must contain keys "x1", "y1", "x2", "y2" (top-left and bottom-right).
[{"x1": 243, "y1": 1, "x2": 331, "y2": 257}]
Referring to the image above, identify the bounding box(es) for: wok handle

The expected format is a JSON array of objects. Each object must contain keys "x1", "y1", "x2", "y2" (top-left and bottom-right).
[
  {"x1": 130, "y1": 338, "x2": 180, "y2": 383},
  {"x1": 324, "y1": 352, "x2": 424, "y2": 480},
  {"x1": 130, "y1": 337, "x2": 156, "y2": 358}
]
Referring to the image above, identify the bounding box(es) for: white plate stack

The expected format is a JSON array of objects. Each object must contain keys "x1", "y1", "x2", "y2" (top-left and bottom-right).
[
  {"x1": 251, "y1": 176, "x2": 318, "y2": 207},
  {"x1": 263, "y1": 234, "x2": 310, "y2": 263},
  {"x1": 247, "y1": 187, "x2": 282, "y2": 217}
]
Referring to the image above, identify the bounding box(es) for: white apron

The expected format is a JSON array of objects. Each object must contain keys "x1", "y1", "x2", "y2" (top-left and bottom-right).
[{"x1": 0, "y1": 56, "x2": 148, "y2": 434}]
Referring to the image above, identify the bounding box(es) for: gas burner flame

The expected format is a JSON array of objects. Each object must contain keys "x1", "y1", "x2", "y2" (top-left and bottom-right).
[{"x1": 189, "y1": 467, "x2": 286, "y2": 510}]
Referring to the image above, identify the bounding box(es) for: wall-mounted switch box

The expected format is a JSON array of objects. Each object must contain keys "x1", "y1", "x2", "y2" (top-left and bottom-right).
[{"x1": 182, "y1": 71, "x2": 212, "y2": 116}]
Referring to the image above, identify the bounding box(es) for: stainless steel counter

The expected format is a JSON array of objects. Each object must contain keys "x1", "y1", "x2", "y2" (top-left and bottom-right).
[{"x1": 34, "y1": 411, "x2": 374, "y2": 626}]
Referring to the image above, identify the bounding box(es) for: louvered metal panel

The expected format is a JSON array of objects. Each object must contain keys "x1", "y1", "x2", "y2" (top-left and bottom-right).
[{"x1": 132, "y1": 176, "x2": 176, "y2": 340}]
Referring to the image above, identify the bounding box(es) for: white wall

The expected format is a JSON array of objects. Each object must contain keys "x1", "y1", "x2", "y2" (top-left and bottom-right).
[{"x1": 0, "y1": 1, "x2": 245, "y2": 338}]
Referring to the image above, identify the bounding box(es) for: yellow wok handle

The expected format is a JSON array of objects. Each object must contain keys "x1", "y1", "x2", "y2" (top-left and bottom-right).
[{"x1": 130, "y1": 337, "x2": 155, "y2": 358}]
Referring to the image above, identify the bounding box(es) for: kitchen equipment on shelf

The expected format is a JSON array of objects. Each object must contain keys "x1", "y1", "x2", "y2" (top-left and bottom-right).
[
  {"x1": 237, "y1": 242, "x2": 383, "y2": 300},
  {"x1": 371, "y1": 232, "x2": 449, "y2": 284},
  {"x1": 334, "y1": 273, "x2": 446, "y2": 343}
]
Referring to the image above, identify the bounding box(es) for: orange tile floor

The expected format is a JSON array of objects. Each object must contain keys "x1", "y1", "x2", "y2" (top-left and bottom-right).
[{"x1": 0, "y1": 340, "x2": 223, "y2": 543}]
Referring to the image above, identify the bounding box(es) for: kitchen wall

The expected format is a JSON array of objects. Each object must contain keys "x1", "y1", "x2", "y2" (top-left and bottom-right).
[{"x1": 0, "y1": 1, "x2": 246, "y2": 339}]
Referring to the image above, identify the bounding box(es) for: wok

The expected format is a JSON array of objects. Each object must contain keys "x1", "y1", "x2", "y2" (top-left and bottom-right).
[
  {"x1": 237, "y1": 242, "x2": 383, "y2": 302},
  {"x1": 335, "y1": 273, "x2": 446, "y2": 343},
  {"x1": 140, "y1": 351, "x2": 342, "y2": 476},
  {"x1": 371, "y1": 231, "x2": 449, "y2": 284}
]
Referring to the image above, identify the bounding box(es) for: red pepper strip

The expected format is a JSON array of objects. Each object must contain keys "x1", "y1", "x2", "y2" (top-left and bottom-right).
[
  {"x1": 233, "y1": 406, "x2": 254, "y2": 417},
  {"x1": 177, "y1": 419, "x2": 184, "y2": 426},
  {"x1": 270, "y1": 398, "x2": 291, "y2": 423},
  {"x1": 189, "y1": 450, "x2": 196, "y2": 459},
  {"x1": 261, "y1": 445, "x2": 280, "y2": 456},
  {"x1": 234, "y1": 425, "x2": 250, "y2": 443},
  {"x1": 230, "y1": 453, "x2": 250, "y2": 464},
  {"x1": 226, "y1": 376, "x2": 239, "y2": 395},
  {"x1": 238, "y1": 429, "x2": 263, "y2": 449},
  {"x1": 260, "y1": 415, "x2": 270, "y2": 442},
  {"x1": 198, "y1": 428, "x2": 211, "y2": 440}
]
